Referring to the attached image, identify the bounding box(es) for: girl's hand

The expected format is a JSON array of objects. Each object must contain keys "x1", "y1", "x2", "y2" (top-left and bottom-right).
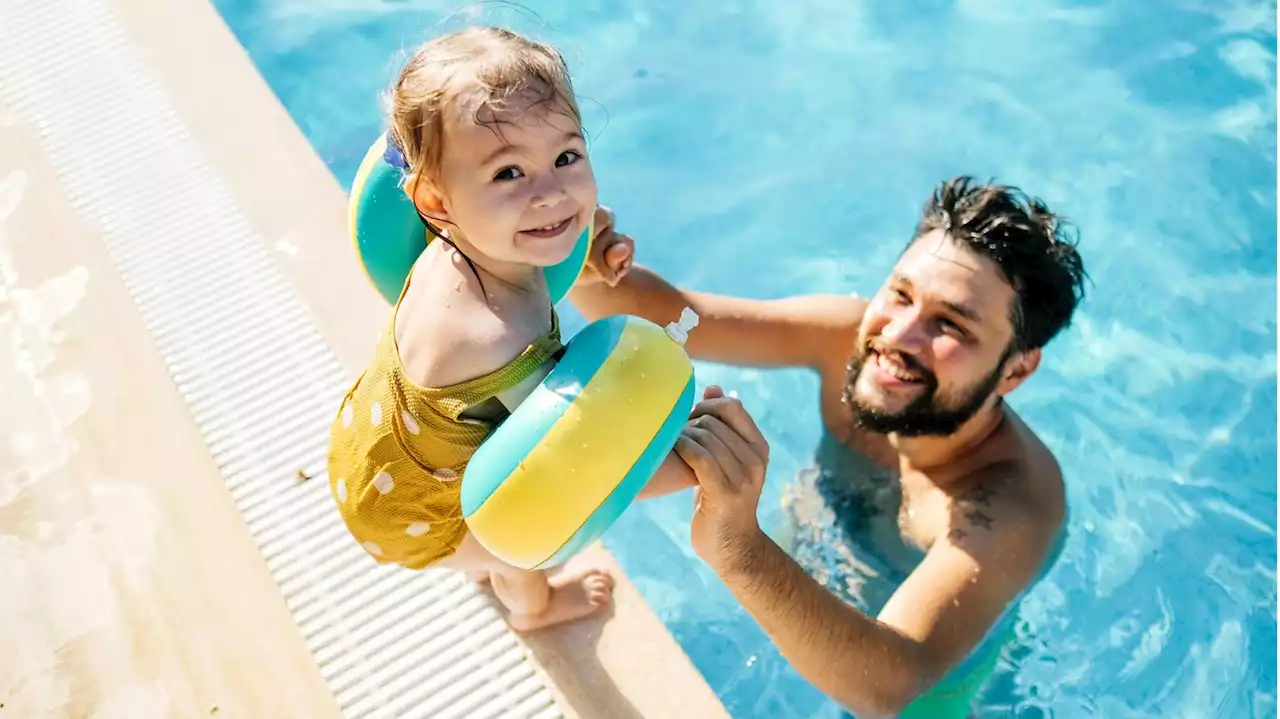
[{"x1": 580, "y1": 205, "x2": 635, "y2": 287}]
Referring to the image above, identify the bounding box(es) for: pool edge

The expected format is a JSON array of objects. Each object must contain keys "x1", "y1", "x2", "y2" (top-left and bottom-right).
[{"x1": 108, "y1": 0, "x2": 730, "y2": 717}]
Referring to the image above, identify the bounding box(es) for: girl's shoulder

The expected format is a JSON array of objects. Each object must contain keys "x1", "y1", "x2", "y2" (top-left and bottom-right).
[{"x1": 392, "y1": 252, "x2": 550, "y2": 390}]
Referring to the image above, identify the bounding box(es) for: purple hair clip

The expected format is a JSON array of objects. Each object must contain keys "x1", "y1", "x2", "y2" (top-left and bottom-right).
[{"x1": 383, "y1": 131, "x2": 409, "y2": 171}]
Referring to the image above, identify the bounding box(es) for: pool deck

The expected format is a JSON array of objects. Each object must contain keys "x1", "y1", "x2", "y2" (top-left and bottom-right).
[{"x1": 0, "y1": 0, "x2": 728, "y2": 717}]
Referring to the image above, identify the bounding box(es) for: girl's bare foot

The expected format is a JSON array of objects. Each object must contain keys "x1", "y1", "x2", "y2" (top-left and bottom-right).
[{"x1": 506, "y1": 566, "x2": 615, "y2": 633}]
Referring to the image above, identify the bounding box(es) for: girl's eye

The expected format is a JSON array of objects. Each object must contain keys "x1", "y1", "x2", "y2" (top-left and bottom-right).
[
  {"x1": 556, "y1": 150, "x2": 583, "y2": 167},
  {"x1": 494, "y1": 166, "x2": 524, "y2": 182}
]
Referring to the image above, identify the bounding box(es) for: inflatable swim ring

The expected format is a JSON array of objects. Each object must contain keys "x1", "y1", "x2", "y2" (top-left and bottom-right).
[
  {"x1": 462, "y1": 308, "x2": 700, "y2": 570},
  {"x1": 348, "y1": 132, "x2": 592, "y2": 305}
]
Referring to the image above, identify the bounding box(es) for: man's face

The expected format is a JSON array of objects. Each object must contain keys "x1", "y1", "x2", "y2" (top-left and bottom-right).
[{"x1": 844, "y1": 231, "x2": 1024, "y2": 437}]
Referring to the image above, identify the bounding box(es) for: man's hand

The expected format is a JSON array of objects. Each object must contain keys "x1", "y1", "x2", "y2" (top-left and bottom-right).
[
  {"x1": 579, "y1": 205, "x2": 635, "y2": 287},
  {"x1": 675, "y1": 385, "x2": 771, "y2": 570}
]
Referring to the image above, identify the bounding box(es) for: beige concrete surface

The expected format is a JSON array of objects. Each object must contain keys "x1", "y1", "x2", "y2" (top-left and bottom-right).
[
  {"x1": 0, "y1": 96, "x2": 344, "y2": 719},
  {"x1": 0, "y1": 0, "x2": 731, "y2": 716}
]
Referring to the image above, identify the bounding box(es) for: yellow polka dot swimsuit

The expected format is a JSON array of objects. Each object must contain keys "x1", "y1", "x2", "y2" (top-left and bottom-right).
[{"x1": 326, "y1": 287, "x2": 563, "y2": 570}]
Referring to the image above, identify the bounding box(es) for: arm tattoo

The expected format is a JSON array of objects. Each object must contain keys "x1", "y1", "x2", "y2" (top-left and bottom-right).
[
  {"x1": 965, "y1": 508, "x2": 995, "y2": 530},
  {"x1": 960, "y1": 483, "x2": 996, "y2": 506},
  {"x1": 948, "y1": 479, "x2": 1003, "y2": 541}
]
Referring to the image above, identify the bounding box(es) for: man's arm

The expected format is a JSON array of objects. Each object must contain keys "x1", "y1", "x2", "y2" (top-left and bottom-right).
[
  {"x1": 675, "y1": 366, "x2": 1064, "y2": 717},
  {"x1": 676, "y1": 397, "x2": 1055, "y2": 716},
  {"x1": 569, "y1": 264, "x2": 862, "y2": 370},
  {"x1": 712, "y1": 492, "x2": 1053, "y2": 717}
]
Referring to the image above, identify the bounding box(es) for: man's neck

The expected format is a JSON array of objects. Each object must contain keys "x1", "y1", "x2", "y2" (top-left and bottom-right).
[{"x1": 889, "y1": 400, "x2": 1007, "y2": 482}]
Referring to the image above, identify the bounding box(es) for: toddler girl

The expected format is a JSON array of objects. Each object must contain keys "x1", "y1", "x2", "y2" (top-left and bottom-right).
[{"x1": 327, "y1": 26, "x2": 694, "y2": 632}]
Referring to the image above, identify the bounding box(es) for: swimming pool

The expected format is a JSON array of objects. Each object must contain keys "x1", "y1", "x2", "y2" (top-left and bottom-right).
[{"x1": 213, "y1": 0, "x2": 1277, "y2": 715}]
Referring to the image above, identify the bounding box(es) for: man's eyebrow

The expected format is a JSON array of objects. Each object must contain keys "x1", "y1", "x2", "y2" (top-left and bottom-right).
[
  {"x1": 944, "y1": 301, "x2": 981, "y2": 323},
  {"x1": 891, "y1": 274, "x2": 982, "y2": 323}
]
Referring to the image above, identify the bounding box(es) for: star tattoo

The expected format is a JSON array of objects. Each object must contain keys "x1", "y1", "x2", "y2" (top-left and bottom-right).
[
  {"x1": 962, "y1": 483, "x2": 996, "y2": 506},
  {"x1": 965, "y1": 509, "x2": 995, "y2": 531}
]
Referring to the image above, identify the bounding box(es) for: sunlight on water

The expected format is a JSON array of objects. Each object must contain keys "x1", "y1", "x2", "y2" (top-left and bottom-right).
[{"x1": 213, "y1": 0, "x2": 1277, "y2": 715}]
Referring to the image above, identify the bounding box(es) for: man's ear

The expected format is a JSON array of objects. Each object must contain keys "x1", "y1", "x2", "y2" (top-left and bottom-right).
[{"x1": 996, "y1": 347, "x2": 1040, "y2": 396}]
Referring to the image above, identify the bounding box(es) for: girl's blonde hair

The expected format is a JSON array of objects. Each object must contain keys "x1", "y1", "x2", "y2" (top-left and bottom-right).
[{"x1": 387, "y1": 26, "x2": 582, "y2": 185}]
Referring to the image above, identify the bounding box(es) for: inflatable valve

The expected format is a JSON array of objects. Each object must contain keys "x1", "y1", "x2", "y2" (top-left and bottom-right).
[{"x1": 664, "y1": 307, "x2": 700, "y2": 346}]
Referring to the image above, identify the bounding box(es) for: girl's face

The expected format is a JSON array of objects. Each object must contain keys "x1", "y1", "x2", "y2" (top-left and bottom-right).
[{"x1": 419, "y1": 93, "x2": 597, "y2": 274}]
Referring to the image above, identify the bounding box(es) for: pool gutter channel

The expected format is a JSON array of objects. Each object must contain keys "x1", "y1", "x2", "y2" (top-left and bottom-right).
[{"x1": 0, "y1": 1, "x2": 563, "y2": 717}]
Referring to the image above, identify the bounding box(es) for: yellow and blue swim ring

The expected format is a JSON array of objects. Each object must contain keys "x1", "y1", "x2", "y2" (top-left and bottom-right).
[
  {"x1": 348, "y1": 131, "x2": 699, "y2": 571},
  {"x1": 462, "y1": 308, "x2": 701, "y2": 570},
  {"x1": 348, "y1": 131, "x2": 592, "y2": 305}
]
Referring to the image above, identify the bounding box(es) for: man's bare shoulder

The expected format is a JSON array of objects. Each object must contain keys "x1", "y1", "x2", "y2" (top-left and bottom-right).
[{"x1": 944, "y1": 435, "x2": 1066, "y2": 575}]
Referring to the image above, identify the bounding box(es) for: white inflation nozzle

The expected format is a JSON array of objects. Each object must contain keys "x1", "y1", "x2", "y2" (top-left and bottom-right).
[{"x1": 664, "y1": 306, "x2": 700, "y2": 346}]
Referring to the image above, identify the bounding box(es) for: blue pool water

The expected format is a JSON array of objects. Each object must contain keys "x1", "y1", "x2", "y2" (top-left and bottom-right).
[{"x1": 214, "y1": 1, "x2": 1277, "y2": 716}]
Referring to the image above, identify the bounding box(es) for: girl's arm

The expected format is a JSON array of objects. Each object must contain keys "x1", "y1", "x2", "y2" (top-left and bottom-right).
[{"x1": 636, "y1": 452, "x2": 698, "y2": 500}]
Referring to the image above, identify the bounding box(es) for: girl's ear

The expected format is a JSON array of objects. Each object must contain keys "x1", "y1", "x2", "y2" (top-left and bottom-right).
[{"x1": 404, "y1": 173, "x2": 450, "y2": 223}]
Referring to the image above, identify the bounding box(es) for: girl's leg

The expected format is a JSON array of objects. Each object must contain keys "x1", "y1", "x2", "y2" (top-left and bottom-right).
[
  {"x1": 490, "y1": 563, "x2": 615, "y2": 632},
  {"x1": 440, "y1": 532, "x2": 616, "y2": 632}
]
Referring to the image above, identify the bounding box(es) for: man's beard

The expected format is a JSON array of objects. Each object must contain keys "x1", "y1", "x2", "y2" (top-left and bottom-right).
[{"x1": 841, "y1": 344, "x2": 1006, "y2": 437}]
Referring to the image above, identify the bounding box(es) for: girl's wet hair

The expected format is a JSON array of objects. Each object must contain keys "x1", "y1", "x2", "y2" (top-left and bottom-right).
[
  {"x1": 387, "y1": 24, "x2": 580, "y2": 195},
  {"x1": 385, "y1": 25, "x2": 583, "y2": 289}
]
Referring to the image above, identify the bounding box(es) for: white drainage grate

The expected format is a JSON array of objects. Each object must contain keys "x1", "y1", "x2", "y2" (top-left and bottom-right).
[{"x1": 0, "y1": 1, "x2": 563, "y2": 717}]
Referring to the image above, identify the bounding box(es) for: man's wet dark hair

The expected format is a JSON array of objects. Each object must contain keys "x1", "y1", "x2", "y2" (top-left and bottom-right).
[{"x1": 913, "y1": 176, "x2": 1088, "y2": 352}]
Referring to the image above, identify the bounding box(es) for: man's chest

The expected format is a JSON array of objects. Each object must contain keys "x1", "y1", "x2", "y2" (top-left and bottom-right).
[
  {"x1": 896, "y1": 480, "x2": 952, "y2": 551},
  {"x1": 816, "y1": 374, "x2": 957, "y2": 549}
]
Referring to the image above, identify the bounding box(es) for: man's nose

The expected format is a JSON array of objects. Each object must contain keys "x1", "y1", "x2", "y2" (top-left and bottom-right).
[{"x1": 878, "y1": 310, "x2": 928, "y2": 353}]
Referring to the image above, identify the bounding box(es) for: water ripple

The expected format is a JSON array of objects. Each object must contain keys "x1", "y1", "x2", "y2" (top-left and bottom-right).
[{"x1": 213, "y1": 0, "x2": 1278, "y2": 716}]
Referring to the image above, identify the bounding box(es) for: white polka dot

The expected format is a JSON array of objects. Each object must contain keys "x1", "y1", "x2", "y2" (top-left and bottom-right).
[
  {"x1": 362, "y1": 541, "x2": 383, "y2": 556},
  {"x1": 373, "y1": 471, "x2": 395, "y2": 494},
  {"x1": 432, "y1": 468, "x2": 458, "y2": 483},
  {"x1": 341, "y1": 404, "x2": 354, "y2": 429},
  {"x1": 335, "y1": 478, "x2": 348, "y2": 502},
  {"x1": 406, "y1": 522, "x2": 431, "y2": 536},
  {"x1": 402, "y1": 410, "x2": 420, "y2": 435},
  {"x1": 370, "y1": 401, "x2": 383, "y2": 427}
]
